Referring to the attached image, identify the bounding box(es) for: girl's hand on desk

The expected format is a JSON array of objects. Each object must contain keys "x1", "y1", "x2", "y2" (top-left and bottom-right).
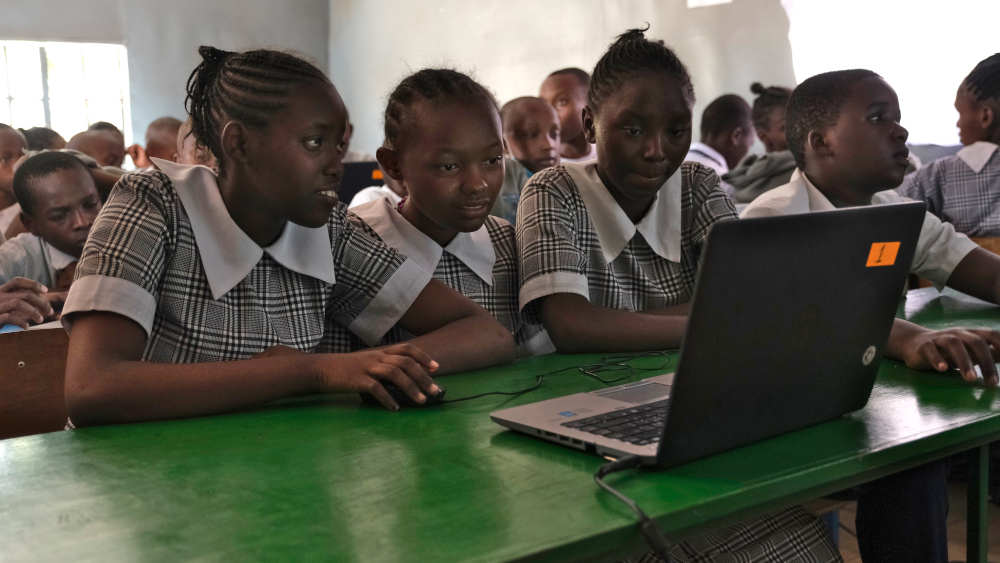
[
  {"x1": 316, "y1": 343, "x2": 441, "y2": 410},
  {"x1": 900, "y1": 327, "x2": 1000, "y2": 386}
]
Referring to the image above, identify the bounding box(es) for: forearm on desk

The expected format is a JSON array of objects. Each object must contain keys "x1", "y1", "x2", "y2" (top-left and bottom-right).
[
  {"x1": 946, "y1": 248, "x2": 1000, "y2": 305},
  {"x1": 66, "y1": 313, "x2": 323, "y2": 426},
  {"x1": 539, "y1": 293, "x2": 687, "y2": 353}
]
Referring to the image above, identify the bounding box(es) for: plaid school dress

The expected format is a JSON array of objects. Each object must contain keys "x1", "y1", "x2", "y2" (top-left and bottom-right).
[
  {"x1": 64, "y1": 162, "x2": 430, "y2": 361},
  {"x1": 517, "y1": 161, "x2": 839, "y2": 562}
]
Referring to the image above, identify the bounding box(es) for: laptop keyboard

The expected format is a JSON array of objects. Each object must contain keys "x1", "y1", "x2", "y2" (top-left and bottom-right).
[{"x1": 561, "y1": 400, "x2": 669, "y2": 445}]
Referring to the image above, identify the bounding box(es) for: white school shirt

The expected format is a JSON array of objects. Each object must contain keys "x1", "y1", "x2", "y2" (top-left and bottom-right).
[
  {"x1": 741, "y1": 169, "x2": 977, "y2": 288},
  {"x1": 686, "y1": 142, "x2": 734, "y2": 194},
  {"x1": 0, "y1": 203, "x2": 20, "y2": 237},
  {"x1": 0, "y1": 232, "x2": 76, "y2": 287},
  {"x1": 348, "y1": 185, "x2": 403, "y2": 209},
  {"x1": 560, "y1": 143, "x2": 597, "y2": 164}
]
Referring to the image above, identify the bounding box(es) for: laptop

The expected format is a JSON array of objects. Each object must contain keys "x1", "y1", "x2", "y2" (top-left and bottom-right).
[
  {"x1": 338, "y1": 161, "x2": 384, "y2": 206},
  {"x1": 491, "y1": 202, "x2": 925, "y2": 467}
]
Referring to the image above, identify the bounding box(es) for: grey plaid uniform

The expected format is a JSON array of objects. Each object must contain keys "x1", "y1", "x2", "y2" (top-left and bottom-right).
[
  {"x1": 517, "y1": 162, "x2": 738, "y2": 313},
  {"x1": 517, "y1": 163, "x2": 838, "y2": 562},
  {"x1": 351, "y1": 213, "x2": 547, "y2": 349},
  {"x1": 69, "y1": 170, "x2": 414, "y2": 361},
  {"x1": 897, "y1": 148, "x2": 1000, "y2": 236}
]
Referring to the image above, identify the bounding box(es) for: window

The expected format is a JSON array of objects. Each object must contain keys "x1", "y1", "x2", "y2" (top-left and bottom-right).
[
  {"x1": 0, "y1": 40, "x2": 132, "y2": 144},
  {"x1": 781, "y1": 0, "x2": 1000, "y2": 145}
]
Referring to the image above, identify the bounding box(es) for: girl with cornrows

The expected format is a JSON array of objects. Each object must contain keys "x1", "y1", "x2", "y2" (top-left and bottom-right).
[
  {"x1": 61, "y1": 46, "x2": 515, "y2": 425},
  {"x1": 516, "y1": 27, "x2": 839, "y2": 561},
  {"x1": 724, "y1": 83, "x2": 797, "y2": 203},
  {"x1": 351, "y1": 68, "x2": 551, "y2": 355}
]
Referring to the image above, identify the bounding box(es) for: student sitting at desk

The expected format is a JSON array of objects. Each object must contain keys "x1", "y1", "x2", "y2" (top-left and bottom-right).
[
  {"x1": 739, "y1": 68, "x2": 1000, "y2": 562},
  {"x1": 352, "y1": 68, "x2": 551, "y2": 356},
  {"x1": 723, "y1": 83, "x2": 796, "y2": 203},
  {"x1": 518, "y1": 27, "x2": 838, "y2": 562},
  {"x1": 61, "y1": 46, "x2": 515, "y2": 426},
  {"x1": 897, "y1": 53, "x2": 1000, "y2": 236},
  {"x1": 0, "y1": 151, "x2": 101, "y2": 300},
  {"x1": 741, "y1": 69, "x2": 1000, "y2": 385}
]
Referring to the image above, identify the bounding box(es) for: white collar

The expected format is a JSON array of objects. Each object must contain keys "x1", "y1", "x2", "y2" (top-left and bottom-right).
[
  {"x1": 351, "y1": 197, "x2": 495, "y2": 285},
  {"x1": 957, "y1": 141, "x2": 999, "y2": 173},
  {"x1": 152, "y1": 158, "x2": 335, "y2": 300},
  {"x1": 563, "y1": 161, "x2": 682, "y2": 263},
  {"x1": 44, "y1": 240, "x2": 77, "y2": 270},
  {"x1": 786, "y1": 168, "x2": 838, "y2": 213},
  {"x1": 688, "y1": 142, "x2": 728, "y2": 172}
]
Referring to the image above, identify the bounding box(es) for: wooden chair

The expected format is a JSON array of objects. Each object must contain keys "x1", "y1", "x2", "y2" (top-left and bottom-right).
[
  {"x1": 971, "y1": 236, "x2": 1000, "y2": 256},
  {"x1": 910, "y1": 236, "x2": 1000, "y2": 289},
  {"x1": 0, "y1": 328, "x2": 69, "y2": 440}
]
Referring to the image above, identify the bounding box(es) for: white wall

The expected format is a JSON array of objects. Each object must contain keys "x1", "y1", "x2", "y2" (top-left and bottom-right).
[
  {"x1": 329, "y1": 0, "x2": 795, "y2": 156},
  {"x1": 0, "y1": 0, "x2": 329, "y2": 143}
]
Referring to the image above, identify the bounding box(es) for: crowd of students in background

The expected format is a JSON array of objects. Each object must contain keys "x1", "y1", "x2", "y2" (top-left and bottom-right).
[{"x1": 0, "y1": 25, "x2": 998, "y2": 562}]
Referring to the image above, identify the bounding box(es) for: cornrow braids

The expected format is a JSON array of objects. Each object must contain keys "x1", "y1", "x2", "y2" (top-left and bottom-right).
[
  {"x1": 588, "y1": 26, "x2": 694, "y2": 112},
  {"x1": 785, "y1": 69, "x2": 880, "y2": 170},
  {"x1": 184, "y1": 45, "x2": 329, "y2": 175},
  {"x1": 749, "y1": 82, "x2": 792, "y2": 131},
  {"x1": 383, "y1": 68, "x2": 498, "y2": 150},
  {"x1": 962, "y1": 53, "x2": 1000, "y2": 102}
]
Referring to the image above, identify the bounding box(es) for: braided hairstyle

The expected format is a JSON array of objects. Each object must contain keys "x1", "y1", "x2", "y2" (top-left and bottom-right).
[
  {"x1": 785, "y1": 69, "x2": 880, "y2": 170},
  {"x1": 962, "y1": 53, "x2": 1000, "y2": 103},
  {"x1": 383, "y1": 68, "x2": 498, "y2": 150},
  {"x1": 749, "y1": 82, "x2": 792, "y2": 132},
  {"x1": 184, "y1": 46, "x2": 329, "y2": 174},
  {"x1": 588, "y1": 26, "x2": 694, "y2": 112}
]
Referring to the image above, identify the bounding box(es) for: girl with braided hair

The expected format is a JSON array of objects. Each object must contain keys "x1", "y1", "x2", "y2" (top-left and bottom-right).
[
  {"x1": 61, "y1": 46, "x2": 514, "y2": 425},
  {"x1": 724, "y1": 83, "x2": 796, "y2": 203},
  {"x1": 898, "y1": 53, "x2": 1000, "y2": 236},
  {"x1": 516, "y1": 27, "x2": 836, "y2": 560}
]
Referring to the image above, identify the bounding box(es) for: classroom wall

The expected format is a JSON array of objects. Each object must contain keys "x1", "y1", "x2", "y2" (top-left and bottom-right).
[
  {"x1": 0, "y1": 0, "x2": 329, "y2": 144},
  {"x1": 328, "y1": 0, "x2": 795, "y2": 156}
]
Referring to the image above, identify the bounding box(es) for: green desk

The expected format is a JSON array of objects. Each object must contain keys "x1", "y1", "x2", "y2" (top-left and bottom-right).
[{"x1": 2, "y1": 288, "x2": 999, "y2": 562}]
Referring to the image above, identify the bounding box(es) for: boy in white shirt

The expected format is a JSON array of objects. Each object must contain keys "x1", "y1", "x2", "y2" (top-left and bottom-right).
[
  {"x1": 539, "y1": 68, "x2": 596, "y2": 163},
  {"x1": 0, "y1": 151, "x2": 101, "y2": 313},
  {"x1": 685, "y1": 94, "x2": 754, "y2": 194}
]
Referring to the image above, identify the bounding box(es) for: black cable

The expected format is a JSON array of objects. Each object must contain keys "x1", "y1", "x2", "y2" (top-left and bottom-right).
[
  {"x1": 594, "y1": 455, "x2": 674, "y2": 561},
  {"x1": 442, "y1": 351, "x2": 674, "y2": 404}
]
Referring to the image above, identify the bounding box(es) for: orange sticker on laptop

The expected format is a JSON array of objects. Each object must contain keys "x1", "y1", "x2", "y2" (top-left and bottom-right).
[{"x1": 866, "y1": 242, "x2": 901, "y2": 267}]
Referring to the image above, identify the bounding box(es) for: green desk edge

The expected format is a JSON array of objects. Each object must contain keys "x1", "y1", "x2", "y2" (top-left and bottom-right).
[{"x1": 1, "y1": 288, "x2": 998, "y2": 562}]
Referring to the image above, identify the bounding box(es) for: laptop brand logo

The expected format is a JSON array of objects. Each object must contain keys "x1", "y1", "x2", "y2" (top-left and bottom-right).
[
  {"x1": 866, "y1": 242, "x2": 900, "y2": 267},
  {"x1": 558, "y1": 411, "x2": 576, "y2": 417},
  {"x1": 862, "y1": 345, "x2": 877, "y2": 366}
]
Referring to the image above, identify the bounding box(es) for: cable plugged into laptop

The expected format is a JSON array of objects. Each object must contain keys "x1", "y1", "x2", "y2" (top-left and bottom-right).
[{"x1": 594, "y1": 455, "x2": 674, "y2": 562}]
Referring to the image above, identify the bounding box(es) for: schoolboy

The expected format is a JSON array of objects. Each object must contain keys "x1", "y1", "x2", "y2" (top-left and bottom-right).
[
  {"x1": 0, "y1": 152, "x2": 100, "y2": 293},
  {"x1": 685, "y1": 94, "x2": 754, "y2": 193},
  {"x1": 0, "y1": 124, "x2": 28, "y2": 218},
  {"x1": 127, "y1": 116, "x2": 182, "y2": 169},
  {"x1": 67, "y1": 129, "x2": 126, "y2": 169},
  {"x1": 20, "y1": 127, "x2": 66, "y2": 151},
  {"x1": 489, "y1": 96, "x2": 562, "y2": 224},
  {"x1": 897, "y1": 53, "x2": 1000, "y2": 236},
  {"x1": 501, "y1": 96, "x2": 561, "y2": 173},
  {"x1": 539, "y1": 67, "x2": 595, "y2": 162},
  {"x1": 741, "y1": 71, "x2": 1000, "y2": 560},
  {"x1": 742, "y1": 70, "x2": 1000, "y2": 319}
]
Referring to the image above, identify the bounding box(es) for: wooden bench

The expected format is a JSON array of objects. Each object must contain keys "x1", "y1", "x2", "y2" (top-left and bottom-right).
[{"x1": 0, "y1": 328, "x2": 69, "y2": 440}]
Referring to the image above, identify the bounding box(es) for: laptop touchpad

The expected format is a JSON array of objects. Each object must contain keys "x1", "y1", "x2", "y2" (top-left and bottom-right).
[{"x1": 597, "y1": 382, "x2": 671, "y2": 404}]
